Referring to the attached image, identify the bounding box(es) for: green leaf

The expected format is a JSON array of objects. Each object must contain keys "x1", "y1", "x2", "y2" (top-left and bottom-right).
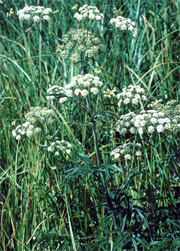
[
  {"x1": 131, "y1": 237, "x2": 138, "y2": 251},
  {"x1": 135, "y1": 236, "x2": 149, "y2": 249},
  {"x1": 78, "y1": 152, "x2": 94, "y2": 165},
  {"x1": 121, "y1": 214, "x2": 127, "y2": 233},
  {"x1": 113, "y1": 232, "x2": 130, "y2": 250}
]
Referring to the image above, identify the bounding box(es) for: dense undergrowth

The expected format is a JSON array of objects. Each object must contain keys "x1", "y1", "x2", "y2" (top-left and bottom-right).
[{"x1": 0, "y1": 0, "x2": 180, "y2": 250}]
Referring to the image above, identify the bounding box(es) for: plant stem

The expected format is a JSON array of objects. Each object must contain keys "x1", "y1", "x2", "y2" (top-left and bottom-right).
[{"x1": 91, "y1": 117, "x2": 120, "y2": 234}]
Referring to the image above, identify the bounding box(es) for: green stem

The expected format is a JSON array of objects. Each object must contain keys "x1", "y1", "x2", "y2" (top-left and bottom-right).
[
  {"x1": 39, "y1": 21, "x2": 42, "y2": 86},
  {"x1": 92, "y1": 119, "x2": 101, "y2": 166}
]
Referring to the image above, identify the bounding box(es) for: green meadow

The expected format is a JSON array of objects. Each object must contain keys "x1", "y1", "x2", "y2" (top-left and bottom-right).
[{"x1": 0, "y1": 1, "x2": 180, "y2": 250}]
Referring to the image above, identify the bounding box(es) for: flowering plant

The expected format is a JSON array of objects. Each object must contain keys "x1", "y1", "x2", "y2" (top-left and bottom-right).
[
  {"x1": 74, "y1": 4, "x2": 104, "y2": 22},
  {"x1": 116, "y1": 85, "x2": 147, "y2": 108},
  {"x1": 17, "y1": 6, "x2": 52, "y2": 22},
  {"x1": 110, "y1": 15, "x2": 138, "y2": 37},
  {"x1": 47, "y1": 74, "x2": 103, "y2": 106},
  {"x1": 111, "y1": 141, "x2": 142, "y2": 160},
  {"x1": 57, "y1": 28, "x2": 106, "y2": 61},
  {"x1": 12, "y1": 107, "x2": 55, "y2": 140},
  {"x1": 116, "y1": 109, "x2": 180, "y2": 136}
]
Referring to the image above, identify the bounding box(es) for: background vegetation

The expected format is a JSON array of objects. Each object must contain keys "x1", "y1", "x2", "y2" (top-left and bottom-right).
[{"x1": 0, "y1": 0, "x2": 180, "y2": 250}]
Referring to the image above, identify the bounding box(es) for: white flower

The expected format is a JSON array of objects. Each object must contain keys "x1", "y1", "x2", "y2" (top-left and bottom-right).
[
  {"x1": 66, "y1": 149, "x2": 71, "y2": 155},
  {"x1": 66, "y1": 89, "x2": 73, "y2": 97},
  {"x1": 33, "y1": 15, "x2": 40, "y2": 22},
  {"x1": 81, "y1": 89, "x2": 89, "y2": 97},
  {"x1": 118, "y1": 100, "x2": 122, "y2": 107},
  {"x1": 120, "y1": 128, "x2": 127, "y2": 134},
  {"x1": 158, "y1": 112, "x2": 164, "y2": 117},
  {"x1": 55, "y1": 151, "x2": 59, "y2": 156},
  {"x1": 16, "y1": 135, "x2": 21, "y2": 140},
  {"x1": 28, "y1": 125, "x2": 34, "y2": 130},
  {"x1": 35, "y1": 128, "x2": 41, "y2": 133},
  {"x1": 156, "y1": 124, "x2": 164, "y2": 133},
  {"x1": 110, "y1": 15, "x2": 137, "y2": 37},
  {"x1": 24, "y1": 14, "x2": 31, "y2": 20},
  {"x1": 133, "y1": 28, "x2": 138, "y2": 37},
  {"x1": 23, "y1": 122, "x2": 30, "y2": 128},
  {"x1": 83, "y1": 81, "x2": 90, "y2": 87},
  {"x1": 74, "y1": 88, "x2": 81, "y2": 96},
  {"x1": 132, "y1": 98, "x2": 139, "y2": 105},
  {"x1": 26, "y1": 129, "x2": 33, "y2": 137},
  {"x1": 12, "y1": 130, "x2": 16, "y2": 137},
  {"x1": 126, "y1": 92, "x2": 133, "y2": 98},
  {"x1": 43, "y1": 15, "x2": 49, "y2": 21},
  {"x1": 124, "y1": 154, "x2": 131, "y2": 160},
  {"x1": 135, "y1": 151, "x2": 142, "y2": 156},
  {"x1": 90, "y1": 87, "x2": 98, "y2": 94},
  {"x1": 43, "y1": 8, "x2": 52, "y2": 14},
  {"x1": 18, "y1": 14, "x2": 25, "y2": 20},
  {"x1": 114, "y1": 153, "x2": 120, "y2": 159},
  {"x1": 74, "y1": 5, "x2": 103, "y2": 22},
  {"x1": 138, "y1": 127, "x2": 143, "y2": 135},
  {"x1": 74, "y1": 13, "x2": 83, "y2": 21},
  {"x1": 67, "y1": 143, "x2": 72, "y2": 148},
  {"x1": 124, "y1": 98, "x2": 130, "y2": 104},
  {"x1": 17, "y1": 6, "x2": 52, "y2": 22},
  {"x1": 20, "y1": 130, "x2": 26, "y2": 135},
  {"x1": 89, "y1": 13, "x2": 95, "y2": 19},
  {"x1": 150, "y1": 117, "x2": 157, "y2": 124},
  {"x1": 130, "y1": 127, "x2": 136, "y2": 134},
  {"x1": 134, "y1": 120, "x2": 140, "y2": 128},
  {"x1": 140, "y1": 120, "x2": 146, "y2": 127},
  {"x1": 59, "y1": 97, "x2": 68, "y2": 104},
  {"x1": 165, "y1": 123, "x2": 171, "y2": 129},
  {"x1": 136, "y1": 143, "x2": 141, "y2": 147},
  {"x1": 142, "y1": 95, "x2": 147, "y2": 101},
  {"x1": 148, "y1": 126, "x2": 154, "y2": 133},
  {"x1": 124, "y1": 122, "x2": 130, "y2": 127},
  {"x1": 47, "y1": 146, "x2": 54, "y2": 152},
  {"x1": 120, "y1": 149, "x2": 125, "y2": 154},
  {"x1": 135, "y1": 94, "x2": 140, "y2": 99},
  {"x1": 96, "y1": 15, "x2": 101, "y2": 20}
]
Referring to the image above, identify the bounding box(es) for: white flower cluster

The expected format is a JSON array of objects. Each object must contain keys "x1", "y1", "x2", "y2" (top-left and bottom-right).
[
  {"x1": 65, "y1": 74, "x2": 103, "y2": 98},
  {"x1": 74, "y1": 5, "x2": 104, "y2": 22},
  {"x1": 56, "y1": 29, "x2": 106, "y2": 61},
  {"x1": 47, "y1": 139, "x2": 72, "y2": 158},
  {"x1": 110, "y1": 16, "x2": 138, "y2": 37},
  {"x1": 12, "y1": 107, "x2": 55, "y2": 141},
  {"x1": 117, "y1": 85, "x2": 147, "y2": 107},
  {"x1": 103, "y1": 87, "x2": 117, "y2": 98},
  {"x1": 17, "y1": 6, "x2": 52, "y2": 22},
  {"x1": 116, "y1": 110, "x2": 179, "y2": 137},
  {"x1": 25, "y1": 107, "x2": 55, "y2": 124},
  {"x1": 111, "y1": 142, "x2": 142, "y2": 160},
  {"x1": 47, "y1": 85, "x2": 65, "y2": 101},
  {"x1": 47, "y1": 74, "x2": 103, "y2": 104},
  {"x1": 12, "y1": 122, "x2": 41, "y2": 140}
]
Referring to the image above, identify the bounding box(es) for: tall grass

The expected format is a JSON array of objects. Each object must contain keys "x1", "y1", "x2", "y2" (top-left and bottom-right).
[{"x1": 0, "y1": 0, "x2": 180, "y2": 250}]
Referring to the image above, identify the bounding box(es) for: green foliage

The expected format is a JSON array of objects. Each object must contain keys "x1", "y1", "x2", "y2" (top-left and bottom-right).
[{"x1": 0, "y1": 0, "x2": 180, "y2": 250}]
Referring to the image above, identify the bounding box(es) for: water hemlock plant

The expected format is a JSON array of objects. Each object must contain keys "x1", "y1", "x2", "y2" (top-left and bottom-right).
[{"x1": 1, "y1": 1, "x2": 180, "y2": 250}]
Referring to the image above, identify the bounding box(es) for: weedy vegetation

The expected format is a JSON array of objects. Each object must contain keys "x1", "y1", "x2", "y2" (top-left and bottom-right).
[{"x1": 0, "y1": 0, "x2": 180, "y2": 250}]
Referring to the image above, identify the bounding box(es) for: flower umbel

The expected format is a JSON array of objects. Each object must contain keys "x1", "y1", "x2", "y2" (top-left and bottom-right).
[
  {"x1": 17, "y1": 6, "x2": 52, "y2": 22},
  {"x1": 110, "y1": 15, "x2": 138, "y2": 37},
  {"x1": 111, "y1": 141, "x2": 142, "y2": 160},
  {"x1": 74, "y1": 5, "x2": 104, "y2": 22}
]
